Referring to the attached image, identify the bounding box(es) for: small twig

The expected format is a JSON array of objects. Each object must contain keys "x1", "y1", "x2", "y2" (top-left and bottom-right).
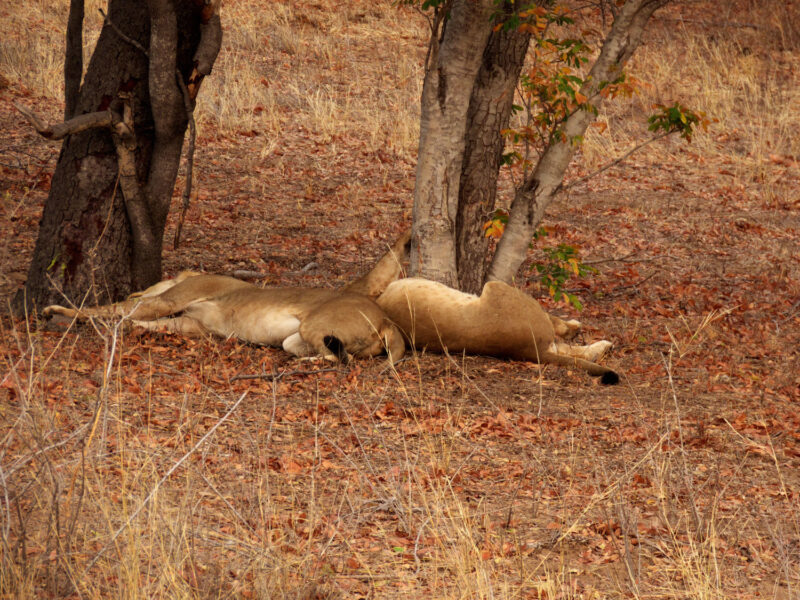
[
  {"x1": 198, "y1": 471, "x2": 258, "y2": 536},
  {"x1": 561, "y1": 131, "x2": 672, "y2": 193},
  {"x1": 583, "y1": 253, "x2": 678, "y2": 266},
  {"x1": 778, "y1": 298, "x2": 800, "y2": 325},
  {"x1": 504, "y1": 466, "x2": 529, "y2": 529},
  {"x1": 230, "y1": 367, "x2": 340, "y2": 382},
  {"x1": 99, "y1": 8, "x2": 148, "y2": 55},
  {"x1": 413, "y1": 516, "x2": 431, "y2": 575},
  {"x1": 583, "y1": 251, "x2": 637, "y2": 265},
  {"x1": 173, "y1": 75, "x2": 196, "y2": 250},
  {"x1": 82, "y1": 391, "x2": 248, "y2": 576},
  {"x1": 657, "y1": 16, "x2": 760, "y2": 30},
  {"x1": 230, "y1": 270, "x2": 268, "y2": 280},
  {"x1": 605, "y1": 272, "x2": 657, "y2": 297}
]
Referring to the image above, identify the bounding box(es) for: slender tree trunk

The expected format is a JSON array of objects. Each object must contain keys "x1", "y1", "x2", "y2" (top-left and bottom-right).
[
  {"x1": 410, "y1": 0, "x2": 494, "y2": 287},
  {"x1": 64, "y1": 0, "x2": 83, "y2": 119},
  {"x1": 16, "y1": 0, "x2": 211, "y2": 312},
  {"x1": 455, "y1": 6, "x2": 531, "y2": 294},
  {"x1": 487, "y1": 0, "x2": 668, "y2": 283}
]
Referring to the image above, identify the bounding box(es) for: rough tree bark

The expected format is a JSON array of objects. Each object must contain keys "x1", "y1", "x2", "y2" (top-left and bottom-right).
[
  {"x1": 64, "y1": 0, "x2": 83, "y2": 119},
  {"x1": 487, "y1": 0, "x2": 669, "y2": 283},
  {"x1": 15, "y1": 0, "x2": 221, "y2": 312},
  {"x1": 455, "y1": 1, "x2": 531, "y2": 294},
  {"x1": 410, "y1": 0, "x2": 495, "y2": 287}
]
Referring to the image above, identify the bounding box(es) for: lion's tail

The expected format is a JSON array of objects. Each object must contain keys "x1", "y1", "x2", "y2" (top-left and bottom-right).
[{"x1": 540, "y1": 351, "x2": 620, "y2": 385}]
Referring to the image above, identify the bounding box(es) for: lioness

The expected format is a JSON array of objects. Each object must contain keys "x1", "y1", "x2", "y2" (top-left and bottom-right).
[
  {"x1": 377, "y1": 278, "x2": 619, "y2": 384},
  {"x1": 43, "y1": 233, "x2": 411, "y2": 363}
]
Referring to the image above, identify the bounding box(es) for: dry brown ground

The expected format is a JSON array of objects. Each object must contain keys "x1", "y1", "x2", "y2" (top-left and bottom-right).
[{"x1": 0, "y1": 1, "x2": 799, "y2": 598}]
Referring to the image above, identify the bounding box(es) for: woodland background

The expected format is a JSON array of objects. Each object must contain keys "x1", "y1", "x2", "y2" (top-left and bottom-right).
[{"x1": 0, "y1": 0, "x2": 798, "y2": 598}]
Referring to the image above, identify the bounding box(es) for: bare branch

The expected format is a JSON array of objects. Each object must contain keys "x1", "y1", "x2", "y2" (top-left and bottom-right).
[
  {"x1": 561, "y1": 130, "x2": 672, "y2": 192},
  {"x1": 14, "y1": 103, "x2": 113, "y2": 140},
  {"x1": 176, "y1": 2, "x2": 223, "y2": 248},
  {"x1": 173, "y1": 76, "x2": 196, "y2": 249},
  {"x1": 110, "y1": 93, "x2": 159, "y2": 287},
  {"x1": 230, "y1": 368, "x2": 341, "y2": 382}
]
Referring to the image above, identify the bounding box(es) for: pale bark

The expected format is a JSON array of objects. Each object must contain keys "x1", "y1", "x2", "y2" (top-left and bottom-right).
[
  {"x1": 410, "y1": 0, "x2": 495, "y2": 287},
  {"x1": 488, "y1": 0, "x2": 669, "y2": 284}
]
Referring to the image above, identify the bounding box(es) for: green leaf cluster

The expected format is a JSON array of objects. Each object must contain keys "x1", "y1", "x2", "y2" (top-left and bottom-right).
[
  {"x1": 530, "y1": 228, "x2": 596, "y2": 310},
  {"x1": 647, "y1": 102, "x2": 710, "y2": 142}
]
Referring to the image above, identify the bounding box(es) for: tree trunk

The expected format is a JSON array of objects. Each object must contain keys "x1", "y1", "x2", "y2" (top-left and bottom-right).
[
  {"x1": 64, "y1": 0, "x2": 83, "y2": 119},
  {"x1": 455, "y1": 7, "x2": 531, "y2": 294},
  {"x1": 487, "y1": 0, "x2": 668, "y2": 284},
  {"x1": 16, "y1": 0, "x2": 208, "y2": 312},
  {"x1": 410, "y1": 0, "x2": 494, "y2": 287}
]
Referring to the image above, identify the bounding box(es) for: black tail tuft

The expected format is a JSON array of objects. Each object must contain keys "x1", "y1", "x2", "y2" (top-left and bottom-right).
[
  {"x1": 323, "y1": 335, "x2": 349, "y2": 364},
  {"x1": 600, "y1": 370, "x2": 620, "y2": 385}
]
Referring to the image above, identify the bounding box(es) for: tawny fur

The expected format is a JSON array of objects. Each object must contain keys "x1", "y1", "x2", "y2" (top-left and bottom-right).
[
  {"x1": 43, "y1": 235, "x2": 410, "y2": 364},
  {"x1": 377, "y1": 278, "x2": 619, "y2": 383}
]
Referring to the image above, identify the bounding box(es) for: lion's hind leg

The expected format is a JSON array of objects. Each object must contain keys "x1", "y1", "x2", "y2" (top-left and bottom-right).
[
  {"x1": 131, "y1": 316, "x2": 208, "y2": 337},
  {"x1": 128, "y1": 271, "x2": 202, "y2": 299}
]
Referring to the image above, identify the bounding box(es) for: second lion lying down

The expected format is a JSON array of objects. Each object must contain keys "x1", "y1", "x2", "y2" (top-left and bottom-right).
[
  {"x1": 43, "y1": 233, "x2": 619, "y2": 383},
  {"x1": 377, "y1": 278, "x2": 618, "y2": 384}
]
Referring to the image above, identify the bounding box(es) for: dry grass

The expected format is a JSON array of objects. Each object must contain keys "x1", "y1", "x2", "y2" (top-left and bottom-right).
[
  {"x1": 195, "y1": 0, "x2": 424, "y2": 157},
  {"x1": 0, "y1": 0, "x2": 105, "y2": 101},
  {"x1": 581, "y1": 10, "x2": 800, "y2": 208},
  {"x1": 2, "y1": 313, "x2": 797, "y2": 597}
]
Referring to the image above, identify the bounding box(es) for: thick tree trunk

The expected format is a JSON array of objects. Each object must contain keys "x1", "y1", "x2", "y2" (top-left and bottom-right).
[
  {"x1": 488, "y1": 0, "x2": 668, "y2": 283},
  {"x1": 16, "y1": 0, "x2": 205, "y2": 312},
  {"x1": 455, "y1": 8, "x2": 530, "y2": 294},
  {"x1": 410, "y1": 0, "x2": 494, "y2": 287}
]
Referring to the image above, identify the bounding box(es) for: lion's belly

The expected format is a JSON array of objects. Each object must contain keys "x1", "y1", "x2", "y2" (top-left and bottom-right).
[
  {"x1": 185, "y1": 301, "x2": 301, "y2": 346},
  {"x1": 379, "y1": 279, "x2": 482, "y2": 352},
  {"x1": 378, "y1": 278, "x2": 553, "y2": 360}
]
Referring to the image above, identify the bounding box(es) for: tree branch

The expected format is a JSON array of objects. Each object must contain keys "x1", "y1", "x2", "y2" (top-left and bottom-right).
[
  {"x1": 230, "y1": 368, "x2": 341, "y2": 382},
  {"x1": 14, "y1": 103, "x2": 113, "y2": 140},
  {"x1": 111, "y1": 93, "x2": 159, "y2": 281},
  {"x1": 561, "y1": 130, "x2": 671, "y2": 192},
  {"x1": 192, "y1": 5, "x2": 222, "y2": 76},
  {"x1": 173, "y1": 76, "x2": 196, "y2": 249},
  {"x1": 488, "y1": 0, "x2": 672, "y2": 283},
  {"x1": 175, "y1": 2, "x2": 222, "y2": 248}
]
